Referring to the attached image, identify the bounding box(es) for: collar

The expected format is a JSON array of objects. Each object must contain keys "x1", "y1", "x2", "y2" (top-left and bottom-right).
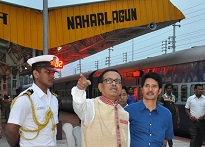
[
  {"x1": 194, "y1": 94, "x2": 204, "y2": 99},
  {"x1": 139, "y1": 100, "x2": 159, "y2": 114},
  {"x1": 100, "y1": 95, "x2": 118, "y2": 106},
  {"x1": 31, "y1": 83, "x2": 51, "y2": 99},
  {"x1": 164, "y1": 93, "x2": 174, "y2": 98}
]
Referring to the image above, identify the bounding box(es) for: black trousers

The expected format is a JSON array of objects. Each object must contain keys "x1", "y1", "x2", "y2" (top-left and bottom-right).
[
  {"x1": 167, "y1": 117, "x2": 177, "y2": 147},
  {"x1": 189, "y1": 120, "x2": 205, "y2": 147},
  {"x1": 167, "y1": 139, "x2": 173, "y2": 147}
]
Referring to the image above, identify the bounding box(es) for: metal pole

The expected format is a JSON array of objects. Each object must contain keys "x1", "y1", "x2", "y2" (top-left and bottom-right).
[
  {"x1": 10, "y1": 66, "x2": 13, "y2": 99},
  {"x1": 172, "y1": 24, "x2": 180, "y2": 52},
  {"x1": 173, "y1": 25, "x2": 176, "y2": 52},
  {"x1": 79, "y1": 59, "x2": 81, "y2": 73},
  {"x1": 43, "y1": 0, "x2": 48, "y2": 55},
  {"x1": 32, "y1": 49, "x2": 36, "y2": 57},
  {"x1": 108, "y1": 48, "x2": 111, "y2": 67},
  {"x1": 108, "y1": 48, "x2": 113, "y2": 67}
]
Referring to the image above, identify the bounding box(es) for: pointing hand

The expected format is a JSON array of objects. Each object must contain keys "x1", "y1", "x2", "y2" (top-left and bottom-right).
[{"x1": 77, "y1": 74, "x2": 91, "y2": 90}]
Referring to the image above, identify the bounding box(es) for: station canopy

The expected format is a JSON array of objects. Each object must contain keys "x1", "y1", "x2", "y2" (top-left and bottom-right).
[{"x1": 0, "y1": 0, "x2": 185, "y2": 77}]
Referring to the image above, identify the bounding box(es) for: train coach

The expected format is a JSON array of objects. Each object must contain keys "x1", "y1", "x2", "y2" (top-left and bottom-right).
[{"x1": 52, "y1": 45, "x2": 205, "y2": 136}]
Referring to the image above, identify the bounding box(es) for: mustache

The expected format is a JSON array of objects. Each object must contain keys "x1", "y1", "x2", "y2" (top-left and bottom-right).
[
  {"x1": 109, "y1": 86, "x2": 118, "y2": 90},
  {"x1": 146, "y1": 91, "x2": 154, "y2": 95}
]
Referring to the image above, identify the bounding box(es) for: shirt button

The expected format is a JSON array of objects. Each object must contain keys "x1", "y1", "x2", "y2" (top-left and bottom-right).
[
  {"x1": 148, "y1": 143, "x2": 151, "y2": 145},
  {"x1": 149, "y1": 113, "x2": 151, "y2": 115},
  {"x1": 150, "y1": 124, "x2": 152, "y2": 126},
  {"x1": 150, "y1": 134, "x2": 152, "y2": 136}
]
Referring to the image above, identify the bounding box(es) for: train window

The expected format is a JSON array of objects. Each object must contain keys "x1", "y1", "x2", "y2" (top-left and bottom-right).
[
  {"x1": 190, "y1": 85, "x2": 195, "y2": 96},
  {"x1": 181, "y1": 85, "x2": 187, "y2": 102},
  {"x1": 3, "y1": 84, "x2": 6, "y2": 90},
  {"x1": 13, "y1": 80, "x2": 17, "y2": 88},
  {"x1": 173, "y1": 85, "x2": 178, "y2": 102}
]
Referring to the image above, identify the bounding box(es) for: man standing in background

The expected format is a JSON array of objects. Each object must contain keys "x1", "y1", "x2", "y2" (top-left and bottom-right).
[
  {"x1": 160, "y1": 84, "x2": 180, "y2": 147},
  {"x1": 185, "y1": 84, "x2": 205, "y2": 147},
  {"x1": 127, "y1": 87, "x2": 137, "y2": 104},
  {"x1": 118, "y1": 86, "x2": 129, "y2": 108}
]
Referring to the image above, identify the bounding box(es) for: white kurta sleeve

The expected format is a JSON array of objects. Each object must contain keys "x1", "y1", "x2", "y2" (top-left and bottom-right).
[{"x1": 71, "y1": 86, "x2": 95, "y2": 125}]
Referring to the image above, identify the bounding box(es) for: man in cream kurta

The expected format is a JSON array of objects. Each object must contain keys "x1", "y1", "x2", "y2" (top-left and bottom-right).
[{"x1": 72, "y1": 69, "x2": 130, "y2": 147}]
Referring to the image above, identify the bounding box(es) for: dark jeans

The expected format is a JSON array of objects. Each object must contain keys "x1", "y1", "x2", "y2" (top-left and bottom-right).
[
  {"x1": 167, "y1": 117, "x2": 177, "y2": 147},
  {"x1": 189, "y1": 120, "x2": 205, "y2": 147},
  {"x1": 167, "y1": 139, "x2": 173, "y2": 147}
]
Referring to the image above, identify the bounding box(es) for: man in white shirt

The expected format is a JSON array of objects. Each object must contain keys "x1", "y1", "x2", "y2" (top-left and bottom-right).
[
  {"x1": 185, "y1": 84, "x2": 205, "y2": 147},
  {"x1": 6, "y1": 55, "x2": 59, "y2": 147},
  {"x1": 72, "y1": 69, "x2": 130, "y2": 147}
]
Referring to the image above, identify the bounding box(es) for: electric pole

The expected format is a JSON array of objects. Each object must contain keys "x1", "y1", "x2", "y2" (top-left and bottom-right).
[
  {"x1": 74, "y1": 68, "x2": 76, "y2": 74},
  {"x1": 77, "y1": 59, "x2": 82, "y2": 73},
  {"x1": 168, "y1": 24, "x2": 180, "y2": 52},
  {"x1": 123, "y1": 52, "x2": 127, "y2": 63},
  {"x1": 162, "y1": 40, "x2": 168, "y2": 54},
  {"x1": 105, "y1": 48, "x2": 113, "y2": 67},
  {"x1": 95, "y1": 61, "x2": 99, "y2": 70}
]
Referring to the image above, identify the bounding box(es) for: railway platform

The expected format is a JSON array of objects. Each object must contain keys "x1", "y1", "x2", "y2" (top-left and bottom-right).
[{"x1": 1, "y1": 111, "x2": 204, "y2": 147}]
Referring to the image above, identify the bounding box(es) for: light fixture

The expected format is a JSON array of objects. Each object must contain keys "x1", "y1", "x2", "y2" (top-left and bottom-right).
[{"x1": 57, "y1": 46, "x2": 62, "y2": 51}]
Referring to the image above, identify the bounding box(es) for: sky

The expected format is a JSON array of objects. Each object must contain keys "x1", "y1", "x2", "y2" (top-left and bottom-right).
[
  {"x1": 0, "y1": 0, "x2": 107, "y2": 9},
  {"x1": 1, "y1": 0, "x2": 205, "y2": 77}
]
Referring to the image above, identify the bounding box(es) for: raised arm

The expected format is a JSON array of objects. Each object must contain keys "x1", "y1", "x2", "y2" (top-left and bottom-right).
[
  {"x1": 77, "y1": 74, "x2": 91, "y2": 90},
  {"x1": 72, "y1": 74, "x2": 93, "y2": 124}
]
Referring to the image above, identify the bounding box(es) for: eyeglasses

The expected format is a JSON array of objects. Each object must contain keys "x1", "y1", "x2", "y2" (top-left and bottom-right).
[{"x1": 102, "y1": 78, "x2": 121, "y2": 84}]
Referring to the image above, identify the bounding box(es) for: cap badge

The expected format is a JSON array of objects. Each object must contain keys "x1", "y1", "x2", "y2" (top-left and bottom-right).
[{"x1": 50, "y1": 57, "x2": 58, "y2": 66}]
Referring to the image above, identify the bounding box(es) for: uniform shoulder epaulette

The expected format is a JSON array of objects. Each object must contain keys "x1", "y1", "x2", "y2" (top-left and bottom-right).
[
  {"x1": 52, "y1": 92, "x2": 58, "y2": 97},
  {"x1": 11, "y1": 89, "x2": 33, "y2": 109},
  {"x1": 24, "y1": 89, "x2": 34, "y2": 96}
]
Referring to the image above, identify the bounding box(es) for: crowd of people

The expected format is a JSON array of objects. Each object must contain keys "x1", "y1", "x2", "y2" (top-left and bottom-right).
[{"x1": 0, "y1": 54, "x2": 205, "y2": 147}]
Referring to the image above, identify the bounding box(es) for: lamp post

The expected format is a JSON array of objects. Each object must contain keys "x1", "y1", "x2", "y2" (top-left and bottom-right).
[{"x1": 43, "y1": 0, "x2": 48, "y2": 55}]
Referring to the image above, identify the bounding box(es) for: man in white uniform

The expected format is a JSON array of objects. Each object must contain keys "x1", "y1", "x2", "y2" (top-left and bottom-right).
[{"x1": 6, "y1": 55, "x2": 59, "y2": 147}]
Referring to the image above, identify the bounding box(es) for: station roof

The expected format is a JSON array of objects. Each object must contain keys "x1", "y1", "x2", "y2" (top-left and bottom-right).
[{"x1": 0, "y1": 0, "x2": 185, "y2": 77}]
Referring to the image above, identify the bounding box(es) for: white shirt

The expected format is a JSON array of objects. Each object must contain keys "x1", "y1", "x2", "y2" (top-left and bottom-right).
[
  {"x1": 185, "y1": 94, "x2": 205, "y2": 119},
  {"x1": 71, "y1": 86, "x2": 130, "y2": 146},
  {"x1": 8, "y1": 83, "x2": 59, "y2": 147}
]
